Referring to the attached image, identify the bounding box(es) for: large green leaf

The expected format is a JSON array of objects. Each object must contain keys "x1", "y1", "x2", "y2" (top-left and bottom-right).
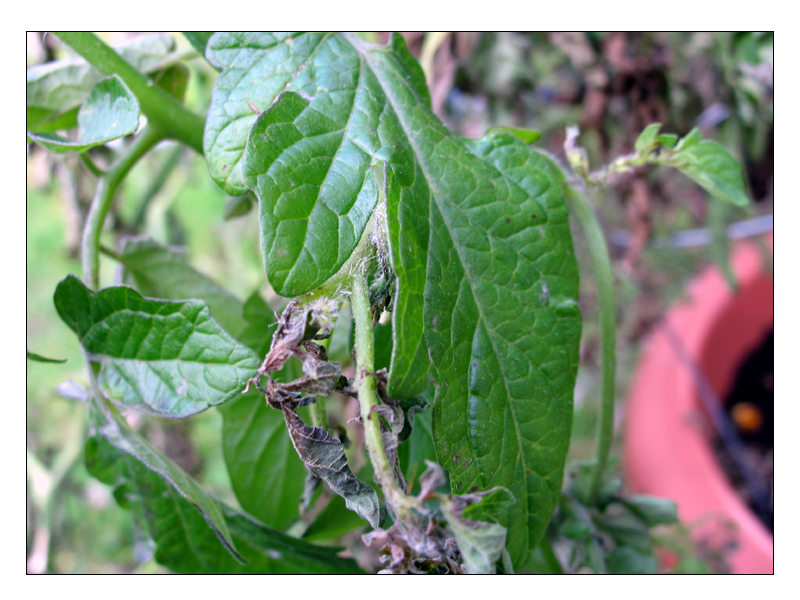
[
  {"x1": 86, "y1": 431, "x2": 364, "y2": 573},
  {"x1": 54, "y1": 275, "x2": 259, "y2": 417},
  {"x1": 27, "y1": 33, "x2": 175, "y2": 131},
  {"x1": 27, "y1": 75, "x2": 140, "y2": 153},
  {"x1": 209, "y1": 32, "x2": 581, "y2": 567},
  {"x1": 118, "y1": 237, "x2": 247, "y2": 335},
  {"x1": 85, "y1": 396, "x2": 241, "y2": 562},
  {"x1": 220, "y1": 389, "x2": 308, "y2": 531}
]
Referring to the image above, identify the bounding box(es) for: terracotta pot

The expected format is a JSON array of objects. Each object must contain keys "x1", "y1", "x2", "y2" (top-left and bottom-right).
[{"x1": 623, "y1": 235, "x2": 773, "y2": 574}]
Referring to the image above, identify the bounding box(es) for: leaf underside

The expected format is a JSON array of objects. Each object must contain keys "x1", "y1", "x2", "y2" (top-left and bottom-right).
[
  {"x1": 54, "y1": 275, "x2": 260, "y2": 417},
  {"x1": 205, "y1": 32, "x2": 581, "y2": 568}
]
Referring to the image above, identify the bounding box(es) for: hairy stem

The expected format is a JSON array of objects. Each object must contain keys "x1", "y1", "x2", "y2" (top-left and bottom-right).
[
  {"x1": 564, "y1": 187, "x2": 617, "y2": 503},
  {"x1": 54, "y1": 32, "x2": 205, "y2": 154},
  {"x1": 82, "y1": 126, "x2": 163, "y2": 288},
  {"x1": 351, "y1": 270, "x2": 412, "y2": 520}
]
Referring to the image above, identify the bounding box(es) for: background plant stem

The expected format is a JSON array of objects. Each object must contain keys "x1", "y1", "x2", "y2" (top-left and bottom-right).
[
  {"x1": 54, "y1": 32, "x2": 205, "y2": 154},
  {"x1": 565, "y1": 187, "x2": 617, "y2": 503},
  {"x1": 82, "y1": 126, "x2": 162, "y2": 288}
]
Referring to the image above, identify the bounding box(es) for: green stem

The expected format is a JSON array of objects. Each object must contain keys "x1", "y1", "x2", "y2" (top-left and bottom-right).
[
  {"x1": 350, "y1": 270, "x2": 412, "y2": 520},
  {"x1": 309, "y1": 397, "x2": 328, "y2": 430},
  {"x1": 54, "y1": 32, "x2": 205, "y2": 154},
  {"x1": 131, "y1": 143, "x2": 184, "y2": 229},
  {"x1": 82, "y1": 126, "x2": 163, "y2": 288},
  {"x1": 79, "y1": 152, "x2": 105, "y2": 177},
  {"x1": 564, "y1": 187, "x2": 617, "y2": 503}
]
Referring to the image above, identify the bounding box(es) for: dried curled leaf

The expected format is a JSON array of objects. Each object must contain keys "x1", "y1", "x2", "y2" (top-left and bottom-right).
[{"x1": 282, "y1": 405, "x2": 381, "y2": 529}]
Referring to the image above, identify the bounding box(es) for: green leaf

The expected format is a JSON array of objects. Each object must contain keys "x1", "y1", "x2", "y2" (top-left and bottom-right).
[
  {"x1": 27, "y1": 33, "x2": 174, "y2": 131},
  {"x1": 26, "y1": 106, "x2": 79, "y2": 133},
  {"x1": 419, "y1": 133, "x2": 580, "y2": 567},
  {"x1": 595, "y1": 506, "x2": 653, "y2": 554},
  {"x1": 622, "y1": 495, "x2": 678, "y2": 527},
  {"x1": 672, "y1": 137, "x2": 750, "y2": 207},
  {"x1": 634, "y1": 122, "x2": 661, "y2": 153},
  {"x1": 118, "y1": 237, "x2": 247, "y2": 335},
  {"x1": 212, "y1": 33, "x2": 581, "y2": 567},
  {"x1": 27, "y1": 75, "x2": 140, "y2": 153},
  {"x1": 85, "y1": 396, "x2": 242, "y2": 563},
  {"x1": 220, "y1": 389, "x2": 308, "y2": 531},
  {"x1": 486, "y1": 126, "x2": 542, "y2": 144},
  {"x1": 26, "y1": 349, "x2": 66, "y2": 363},
  {"x1": 606, "y1": 546, "x2": 659, "y2": 574},
  {"x1": 54, "y1": 275, "x2": 259, "y2": 417},
  {"x1": 182, "y1": 32, "x2": 216, "y2": 66},
  {"x1": 656, "y1": 134, "x2": 678, "y2": 148},
  {"x1": 282, "y1": 405, "x2": 381, "y2": 529},
  {"x1": 86, "y1": 431, "x2": 364, "y2": 573}
]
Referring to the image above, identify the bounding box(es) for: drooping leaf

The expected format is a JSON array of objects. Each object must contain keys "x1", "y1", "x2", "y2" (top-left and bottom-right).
[
  {"x1": 282, "y1": 405, "x2": 381, "y2": 529},
  {"x1": 209, "y1": 32, "x2": 581, "y2": 567},
  {"x1": 26, "y1": 349, "x2": 66, "y2": 363},
  {"x1": 118, "y1": 237, "x2": 247, "y2": 335},
  {"x1": 27, "y1": 75, "x2": 140, "y2": 153},
  {"x1": 220, "y1": 389, "x2": 308, "y2": 531},
  {"x1": 27, "y1": 33, "x2": 174, "y2": 131},
  {"x1": 671, "y1": 131, "x2": 749, "y2": 207},
  {"x1": 86, "y1": 431, "x2": 364, "y2": 573},
  {"x1": 85, "y1": 396, "x2": 242, "y2": 562},
  {"x1": 54, "y1": 275, "x2": 259, "y2": 417}
]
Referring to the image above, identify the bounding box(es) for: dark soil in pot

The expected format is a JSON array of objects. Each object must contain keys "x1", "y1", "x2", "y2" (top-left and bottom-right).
[{"x1": 712, "y1": 329, "x2": 773, "y2": 533}]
